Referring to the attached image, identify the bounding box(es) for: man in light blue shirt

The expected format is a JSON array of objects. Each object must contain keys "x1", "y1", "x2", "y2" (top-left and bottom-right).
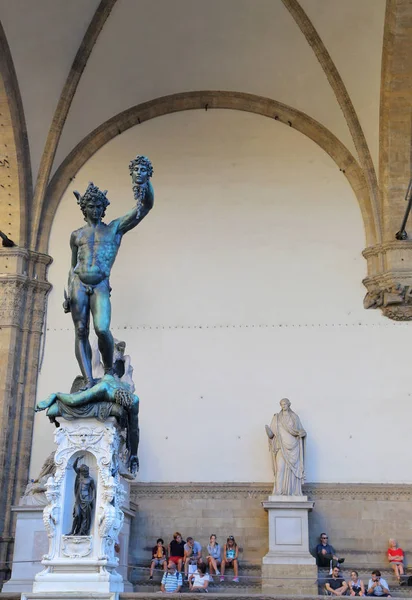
[
  {"x1": 367, "y1": 570, "x2": 391, "y2": 597},
  {"x1": 161, "y1": 562, "x2": 182, "y2": 593},
  {"x1": 184, "y1": 537, "x2": 202, "y2": 580}
]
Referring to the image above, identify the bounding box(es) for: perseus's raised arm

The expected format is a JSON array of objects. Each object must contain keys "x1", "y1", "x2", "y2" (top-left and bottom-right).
[{"x1": 113, "y1": 181, "x2": 154, "y2": 235}]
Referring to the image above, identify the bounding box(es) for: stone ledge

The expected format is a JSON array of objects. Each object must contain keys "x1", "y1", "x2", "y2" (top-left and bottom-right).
[{"x1": 131, "y1": 482, "x2": 412, "y2": 502}]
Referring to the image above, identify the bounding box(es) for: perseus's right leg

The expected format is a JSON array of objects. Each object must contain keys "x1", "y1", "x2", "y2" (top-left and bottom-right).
[{"x1": 70, "y1": 278, "x2": 93, "y2": 388}]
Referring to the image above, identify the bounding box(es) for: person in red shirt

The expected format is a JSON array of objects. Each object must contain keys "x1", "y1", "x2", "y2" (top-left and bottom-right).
[{"x1": 387, "y1": 538, "x2": 405, "y2": 584}]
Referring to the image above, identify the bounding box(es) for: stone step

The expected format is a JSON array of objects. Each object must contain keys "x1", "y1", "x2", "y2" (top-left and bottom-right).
[
  {"x1": 134, "y1": 583, "x2": 262, "y2": 594},
  {"x1": 122, "y1": 594, "x2": 412, "y2": 599},
  {"x1": 130, "y1": 562, "x2": 261, "y2": 585}
]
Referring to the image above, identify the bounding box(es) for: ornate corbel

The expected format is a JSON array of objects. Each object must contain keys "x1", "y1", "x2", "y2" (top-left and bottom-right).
[{"x1": 363, "y1": 240, "x2": 412, "y2": 320}]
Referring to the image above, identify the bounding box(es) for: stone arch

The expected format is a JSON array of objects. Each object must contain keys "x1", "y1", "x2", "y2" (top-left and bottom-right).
[{"x1": 36, "y1": 90, "x2": 378, "y2": 253}]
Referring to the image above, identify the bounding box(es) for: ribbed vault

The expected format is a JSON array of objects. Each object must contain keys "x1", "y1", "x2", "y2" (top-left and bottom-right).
[{"x1": 36, "y1": 90, "x2": 377, "y2": 254}]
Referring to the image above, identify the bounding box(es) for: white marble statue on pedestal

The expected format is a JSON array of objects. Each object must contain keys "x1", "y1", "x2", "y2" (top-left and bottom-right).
[
  {"x1": 265, "y1": 397, "x2": 306, "y2": 496},
  {"x1": 262, "y1": 398, "x2": 316, "y2": 594}
]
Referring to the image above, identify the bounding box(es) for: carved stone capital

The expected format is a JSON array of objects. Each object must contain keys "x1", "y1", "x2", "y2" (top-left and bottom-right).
[
  {"x1": 363, "y1": 241, "x2": 412, "y2": 320},
  {"x1": 0, "y1": 248, "x2": 52, "y2": 330}
]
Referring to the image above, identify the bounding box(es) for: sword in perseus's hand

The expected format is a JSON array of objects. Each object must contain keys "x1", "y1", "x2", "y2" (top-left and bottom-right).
[{"x1": 395, "y1": 178, "x2": 412, "y2": 240}]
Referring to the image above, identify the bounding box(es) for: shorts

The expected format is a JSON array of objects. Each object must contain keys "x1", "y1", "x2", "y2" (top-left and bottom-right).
[
  {"x1": 224, "y1": 558, "x2": 237, "y2": 567},
  {"x1": 152, "y1": 558, "x2": 166, "y2": 566},
  {"x1": 169, "y1": 556, "x2": 183, "y2": 565}
]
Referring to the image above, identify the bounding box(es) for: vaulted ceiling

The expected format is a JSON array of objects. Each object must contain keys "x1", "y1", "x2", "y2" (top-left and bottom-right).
[
  {"x1": 1, "y1": 0, "x2": 385, "y2": 185},
  {"x1": 2, "y1": 0, "x2": 412, "y2": 322}
]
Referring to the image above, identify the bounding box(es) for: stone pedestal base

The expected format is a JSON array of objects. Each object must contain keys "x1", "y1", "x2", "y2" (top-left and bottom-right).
[
  {"x1": 3, "y1": 504, "x2": 134, "y2": 593},
  {"x1": 31, "y1": 418, "x2": 130, "y2": 599},
  {"x1": 2, "y1": 507, "x2": 46, "y2": 592},
  {"x1": 262, "y1": 563, "x2": 318, "y2": 595},
  {"x1": 262, "y1": 495, "x2": 317, "y2": 595},
  {"x1": 22, "y1": 593, "x2": 116, "y2": 600},
  {"x1": 32, "y1": 565, "x2": 123, "y2": 595}
]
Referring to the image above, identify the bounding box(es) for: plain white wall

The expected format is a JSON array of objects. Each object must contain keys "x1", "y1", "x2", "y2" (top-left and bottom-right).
[{"x1": 32, "y1": 109, "x2": 410, "y2": 483}]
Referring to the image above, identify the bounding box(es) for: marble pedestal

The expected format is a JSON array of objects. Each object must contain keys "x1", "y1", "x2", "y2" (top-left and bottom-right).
[
  {"x1": 29, "y1": 417, "x2": 130, "y2": 600},
  {"x1": 3, "y1": 505, "x2": 135, "y2": 593},
  {"x1": 261, "y1": 495, "x2": 317, "y2": 595}
]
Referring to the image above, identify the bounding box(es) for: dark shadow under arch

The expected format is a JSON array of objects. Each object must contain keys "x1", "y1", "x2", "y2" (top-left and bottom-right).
[{"x1": 36, "y1": 90, "x2": 378, "y2": 253}]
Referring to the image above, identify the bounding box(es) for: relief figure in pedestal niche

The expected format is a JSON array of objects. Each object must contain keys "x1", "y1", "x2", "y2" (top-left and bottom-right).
[{"x1": 67, "y1": 455, "x2": 96, "y2": 536}]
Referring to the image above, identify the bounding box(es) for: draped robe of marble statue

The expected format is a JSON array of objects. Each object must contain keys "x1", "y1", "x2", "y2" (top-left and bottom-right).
[
  {"x1": 265, "y1": 398, "x2": 306, "y2": 496},
  {"x1": 20, "y1": 451, "x2": 56, "y2": 506}
]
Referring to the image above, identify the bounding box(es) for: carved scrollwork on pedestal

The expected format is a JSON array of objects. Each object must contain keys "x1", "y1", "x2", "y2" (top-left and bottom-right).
[
  {"x1": 42, "y1": 419, "x2": 125, "y2": 566},
  {"x1": 42, "y1": 477, "x2": 60, "y2": 560},
  {"x1": 97, "y1": 478, "x2": 125, "y2": 562},
  {"x1": 62, "y1": 535, "x2": 92, "y2": 558}
]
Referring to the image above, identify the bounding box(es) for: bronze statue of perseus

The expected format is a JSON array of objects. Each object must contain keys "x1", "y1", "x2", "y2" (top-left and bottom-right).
[{"x1": 63, "y1": 156, "x2": 154, "y2": 389}]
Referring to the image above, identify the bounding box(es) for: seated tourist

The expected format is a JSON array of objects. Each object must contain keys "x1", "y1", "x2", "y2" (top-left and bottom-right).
[
  {"x1": 367, "y1": 570, "x2": 391, "y2": 597},
  {"x1": 220, "y1": 535, "x2": 239, "y2": 583},
  {"x1": 348, "y1": 570, "x2": 365, "y2": 596},
  {"x1": 184, "y1": 536, "x2": 202, "y2": 580},
  {"x1": 316, "y1": 533, "x2": 345, "y2": 569},
  {"x1": 160, "y1": 561, "x2": 183, "y2": 593},
  {"x1": 387, "y1": 538, "x2": 405, "y2": 584},
  {"x1": 206, "y1": 533, "x2": 221, "y2": 576},
  {"x1": 189, "y1": 562, "x2": 209, "y2": 592},
  {"x1": 149, "y1": 537, "x2": 167, "y2": 580},
  {"x1": 168, "y1": 531, "x2": 185, "y2": 572},
  {"x1": 325, "y1": 566, "x2": 348, "y2": 596}
]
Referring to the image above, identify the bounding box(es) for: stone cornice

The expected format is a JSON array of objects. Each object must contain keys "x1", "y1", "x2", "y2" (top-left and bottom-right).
[
  {"x1": 131, "y1": 482, "x2": 272, "y2": 500},
  {"x1": 363, "y1": 240, "x2": 412, "y2": 257},
  {"x1": 131, "y1": 482, "x2": 412, "y2": 502},
  {"x1": 0, "y1": 247, "x2": 52, "y2": 264}
]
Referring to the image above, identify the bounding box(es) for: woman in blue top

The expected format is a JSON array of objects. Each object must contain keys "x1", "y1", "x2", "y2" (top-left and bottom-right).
[
  {"x1": 206, "y1": 533, "x2": 221, "y2": 576},
  {"x1": 220, "y1": 535, "x2": 239, "y2": 582}
]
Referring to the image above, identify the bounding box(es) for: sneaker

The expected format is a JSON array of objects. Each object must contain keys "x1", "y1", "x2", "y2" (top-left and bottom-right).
[
  {"x1": 149, "y1": 576, "x2": 153, "y2": 581},
  {"x1": 233, "y1": 577, "x2": 239, "y2": 582},
  {"x1": 215, "y1": 569, "x2": 220, "y2": 575},
  {"x1": 220, "y1": 576, "x2": 225, "y2": 582}
]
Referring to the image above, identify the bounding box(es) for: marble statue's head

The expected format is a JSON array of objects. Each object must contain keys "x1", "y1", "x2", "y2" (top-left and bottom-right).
[
  {"x1": 36, "y1": 451, "x2": 56, "y2": 481},
  {"x1": 280, "y1": 398, "x2": 291, "y2": 411},
  {"x1": 73, "y1": 183, "x2": 110, "y2": 222},
  {"x1": 129, "y1": 155, "x2": 153, "y2": 186}
]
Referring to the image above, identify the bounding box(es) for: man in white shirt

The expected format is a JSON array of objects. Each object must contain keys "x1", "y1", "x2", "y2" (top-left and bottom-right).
[{"x1": 367, "y1": 570, "x2": 391, "y2": 597}]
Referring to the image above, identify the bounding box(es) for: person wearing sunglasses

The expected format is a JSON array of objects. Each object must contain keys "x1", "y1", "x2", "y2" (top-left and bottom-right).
[
  {"x1": 315, "y1": 533, "x2": 345, "y2": 569},
  {"x1": 160, "y1": 561, "x2": 183, "y2": 593}
]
